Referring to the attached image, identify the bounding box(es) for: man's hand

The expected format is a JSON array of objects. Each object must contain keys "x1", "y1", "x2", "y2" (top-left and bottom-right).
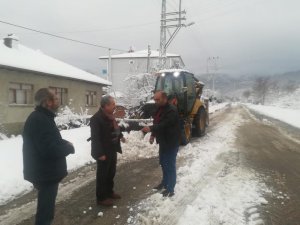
[
  {"x1": 66, "y1": 141, "x2": 75, "y2": 154},
  {"x1": 149, "y1": 136, "x2": 155, "y2": 144},
  {"x1": 121, "y1": 137, "x2": 126, "y2": 143},
  {"x1": 98, "y1": 155, "x2": 106, "y2": 161},
  {"x1": 142, "y1": 126, "x2": 151, "y2": 133}
]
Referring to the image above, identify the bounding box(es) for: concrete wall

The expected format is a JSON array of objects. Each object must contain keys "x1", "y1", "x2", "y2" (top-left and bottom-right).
[{"x1": 0, "y1": 67, "x2": 104, "y2": 135}]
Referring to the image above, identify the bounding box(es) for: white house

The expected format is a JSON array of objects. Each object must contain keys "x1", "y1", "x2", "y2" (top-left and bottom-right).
[{"x1": 99, "y1": 49, "x2": 185, "y2": 92}]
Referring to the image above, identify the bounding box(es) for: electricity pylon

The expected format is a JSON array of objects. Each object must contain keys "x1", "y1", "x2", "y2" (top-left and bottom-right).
[{"x1": 159, "y1": 0, "x2": 194, "y2": 70}]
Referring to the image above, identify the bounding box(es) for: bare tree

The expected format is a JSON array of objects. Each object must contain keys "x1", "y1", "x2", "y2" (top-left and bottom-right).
[
  {"x1": 242, "y1": 90, "x2": 251, "y2": 101},
  {"x1": 252, "y1": 77, "x2": 271, "y2": 104}
]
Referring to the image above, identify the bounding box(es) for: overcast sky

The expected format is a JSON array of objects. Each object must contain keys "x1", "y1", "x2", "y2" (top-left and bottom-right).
[{"x1": 1, "y1": 0, "x2": 299, "y2": 76}]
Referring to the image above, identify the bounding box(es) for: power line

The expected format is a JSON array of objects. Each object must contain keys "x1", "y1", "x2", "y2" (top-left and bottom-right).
[{"x1": 0, "y1": 19, "x2": 127, "y2": 52}]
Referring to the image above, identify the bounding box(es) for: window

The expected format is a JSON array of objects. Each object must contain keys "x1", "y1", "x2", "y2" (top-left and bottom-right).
[
  {"x1": 185, "y1": 73, "x2": 196, "y2": 113},
  {"x1": 86, "y1": 91, "x2": 97, "y2": 106},
  {"x1": 49, "y1": 87, "x2": 68, "y2": 105},
  {"x1": 9, "y1": 82, "x2": 33, "y2": 105}
]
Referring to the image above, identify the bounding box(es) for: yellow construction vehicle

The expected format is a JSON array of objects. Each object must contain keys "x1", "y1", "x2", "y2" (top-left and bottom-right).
[
  {"x1": 153, "y1": 69, "x2": 209, "y2": 144},
  {"x1": 125, "y1": 69, "x2": 209, "y2": 144}
]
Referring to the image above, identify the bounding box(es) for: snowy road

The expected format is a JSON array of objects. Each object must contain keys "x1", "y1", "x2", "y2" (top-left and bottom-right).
[{"x1": 1, "y1": 104, "x2": 300, "y2": 225}]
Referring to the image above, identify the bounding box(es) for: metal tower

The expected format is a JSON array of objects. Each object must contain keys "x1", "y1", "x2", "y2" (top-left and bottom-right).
[{"x1": 159, "y1": 0, "x2": 194, "y2": 70}]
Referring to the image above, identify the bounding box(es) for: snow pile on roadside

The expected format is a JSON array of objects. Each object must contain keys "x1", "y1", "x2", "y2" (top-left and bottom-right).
[
  {"x1": 209, "y1": 102, "x2": 229, "y2": 114},
  {"x1": 132, "y1": 109, "x2": 268, "y2": 225},
  {"x1": 267, "y1": 88, "x2": 300, "y2": 110},
  {"x1": 245, "y1": 104, "x2": 300, "y2": 129},
  {"x1": 0, "y1": 137, "x2": 32, "y2": 204},
  {"x1": 121, "y1": 131, "x2": 158, "y2": 162},
  {"x1": 0, "y1": 128, "x2": 157, "y2": 205},
  {"x1": 0, "y1": 127, "x2": 94, "y2": 205}
]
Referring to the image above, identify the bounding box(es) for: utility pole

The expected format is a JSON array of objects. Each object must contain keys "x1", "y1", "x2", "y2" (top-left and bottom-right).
[
  {"x1": 159, "y1": 0, "x2": 194, "y2": 70},
  {"x1": 108, "y1": 48, "x2": 112, "y2": 82},
  {"x1": 146, "y1": 45, "x2": 151, "y2": 73},
  {"x1": 207, "y1": 56, "x2": 219, "y2": 94}
]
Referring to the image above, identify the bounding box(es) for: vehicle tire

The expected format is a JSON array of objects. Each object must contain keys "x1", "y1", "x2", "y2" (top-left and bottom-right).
[
  {"x1": 193, "y1": 107, "x2": 206, "y2": 137},
  {"x1": 180, "y1": 120, "x2": 191, "y2": 145}
]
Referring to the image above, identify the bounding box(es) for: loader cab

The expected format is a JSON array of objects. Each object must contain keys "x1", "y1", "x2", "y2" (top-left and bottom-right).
[{"x1": 155, "y1": 70, "x2": 197, "y2": 116}]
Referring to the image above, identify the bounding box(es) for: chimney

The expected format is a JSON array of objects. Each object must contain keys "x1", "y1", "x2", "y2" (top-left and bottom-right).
[{"x1": 4, "y1": 34, "x2": 19, "y2": 49}]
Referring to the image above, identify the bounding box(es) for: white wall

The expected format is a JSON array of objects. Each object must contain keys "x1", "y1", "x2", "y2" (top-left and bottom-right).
[{"x1": 99, "y1": 56, "x2": 184, "y2": 92}]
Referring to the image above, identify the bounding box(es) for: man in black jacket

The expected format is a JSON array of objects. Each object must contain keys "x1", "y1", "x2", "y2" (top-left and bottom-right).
[
  {"x1": 23, "y1": 88, "x2": 75, "y2": 225},
  {"x1": 142, "y1": 91, "x2": 180, "y2": 197},
  {"x1": 90, "y1": 95, "x2": 125, "y2": 206}
]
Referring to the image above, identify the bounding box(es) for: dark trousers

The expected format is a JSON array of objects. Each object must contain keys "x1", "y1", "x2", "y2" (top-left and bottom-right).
[
  {"x1": 96, "y1": 152, "x2": 117, "y2": 201},
  {"x1": 34, "y1": 182, "x2": 59, "y2": 225},
  {"x1": 159, "y1": 146, "x2": 179, "y2": 193}
]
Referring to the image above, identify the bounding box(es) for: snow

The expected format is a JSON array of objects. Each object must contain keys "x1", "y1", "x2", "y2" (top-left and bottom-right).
[
  {"x1": 242, "y1": 87, "x2": 300, "y2": 129},
  {"x1": 108, "y1": 91, "x2": 126, "y2": 98},
  {"x1": 132, "y1": 105, "x2": 268, "y2": 225},
  {"x1": 0, "y1": 126, "x2": 158, "y2": 205},
  {"x1": 99, "y1": 50, "x2": 180, "y2": 59},
  {"x1": 209, "y1": 102, "x2": 230, "y2": 113},
  {"x1": 0, "y1": 38, "x2": 111, "y2": 86},
  {"x1": 159, "y1": 69, "x2": 190, "y2": 73},
  {"x1": 1, "y1": 84, "x2": 298, "y2": 224},
  {"x1": 245, "y1": 104, "x2": 300, "y2": 129}
]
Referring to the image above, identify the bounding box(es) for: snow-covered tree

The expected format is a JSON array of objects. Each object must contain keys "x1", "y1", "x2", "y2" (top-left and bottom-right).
[
  {"x1": 124, "y1": 73, "x2": 156, "y2": 107},
  {"x1": 55, "y1": 99, "x2": 90, "y2": 130}
]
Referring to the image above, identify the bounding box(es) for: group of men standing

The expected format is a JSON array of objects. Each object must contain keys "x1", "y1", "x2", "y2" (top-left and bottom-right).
[{"x1": 22, "y1": 88, "x2": 180, "y2": 225}]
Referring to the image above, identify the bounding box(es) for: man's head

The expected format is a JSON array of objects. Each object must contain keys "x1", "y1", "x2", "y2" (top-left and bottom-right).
[
  {"x1": 35, "y1": 88, "x2": 60, "y2": 112},
  {"x1": 168, "y1": 93, "x2": 178, "y2": 106},
  {"x1": 153, "y1": 91, "x2": 168, "y2": 107},
  {"x1": 100, "y1": 95, "x2": 116, "y2": 114}
]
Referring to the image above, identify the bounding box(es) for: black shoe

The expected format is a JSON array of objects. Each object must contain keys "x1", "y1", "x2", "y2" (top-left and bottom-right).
[
  {"x1": 162, "y1": 190, "x2": 175, "y2": 197},
  {"x1": 153, "y1": 183, "x2": 164, "y2": 191}
]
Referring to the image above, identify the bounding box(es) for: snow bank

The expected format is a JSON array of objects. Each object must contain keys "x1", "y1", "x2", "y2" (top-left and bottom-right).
[
  {"x1": 246, "y1": 104, "x2": 300, "y2": 129},
  {"x1": 0, "y1": 128, "x2": 93, "y2": 205},
  {"x1": 0, "y1": 127, "x2": 158, "y2": 205},
  {"x1": 209, "y1": 102, "x2": 230, "y2": 113},
  {"x1": 266, "y1": 88, "x2": 300, "y2": 110}
]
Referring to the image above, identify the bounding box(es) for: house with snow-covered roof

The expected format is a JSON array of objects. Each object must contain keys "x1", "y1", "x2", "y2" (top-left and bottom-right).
[
  {"x1": 0, "y1": 34, "x2": 111, "y2": 135},
  {"x1": 98, "y1": 49, "x2": 185, "y2": 93}
]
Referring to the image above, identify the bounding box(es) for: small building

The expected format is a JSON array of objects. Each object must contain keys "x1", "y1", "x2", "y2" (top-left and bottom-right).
[
  {"x1": 99, "y1": 49, "x2": 185, "y2": 93},
  {"x1": 0, "y1": 34, "x2": 111, "y2": 135}
]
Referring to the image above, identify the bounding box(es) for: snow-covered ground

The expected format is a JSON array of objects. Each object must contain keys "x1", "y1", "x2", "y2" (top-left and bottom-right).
[
  {"x1": 0, "y1": 128, "x2": 158, "y2": 205},
  {"x1": 245, "y1": 104, "x2": 300, "y2": 129},
  {"x1": 245, "y1": 88, "x2": 300, "y2": 129},
  {"x1": 2, "y1": 97, "x2": 298, "y2": 225},
  {"x1": 132, "y1": 105, "x2": 268, "y2": 225},
  {"x1": 0, "y1": 102, "x2": 232, "y2": 206}
]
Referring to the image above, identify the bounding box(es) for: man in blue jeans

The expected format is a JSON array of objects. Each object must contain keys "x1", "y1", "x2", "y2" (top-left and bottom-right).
[{"x1": 142, "y1": 91, "x2": 180, "y2": 197}]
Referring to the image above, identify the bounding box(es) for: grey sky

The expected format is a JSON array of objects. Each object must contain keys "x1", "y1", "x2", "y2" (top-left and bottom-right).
[{"x1": 1, "y1": 0, "x2": 299, "y2": 76}]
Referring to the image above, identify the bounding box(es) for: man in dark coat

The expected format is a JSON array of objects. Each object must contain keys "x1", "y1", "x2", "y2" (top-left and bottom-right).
[
  {"x1": 90, "y1": 95, "x2": 125, "y2": 206},
  {"x1": 142, "y1": 91, "x2": 180, "y2": 197},
  {"x1": 22, "y1": 88, "x2": 75, "y2": 225}
]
